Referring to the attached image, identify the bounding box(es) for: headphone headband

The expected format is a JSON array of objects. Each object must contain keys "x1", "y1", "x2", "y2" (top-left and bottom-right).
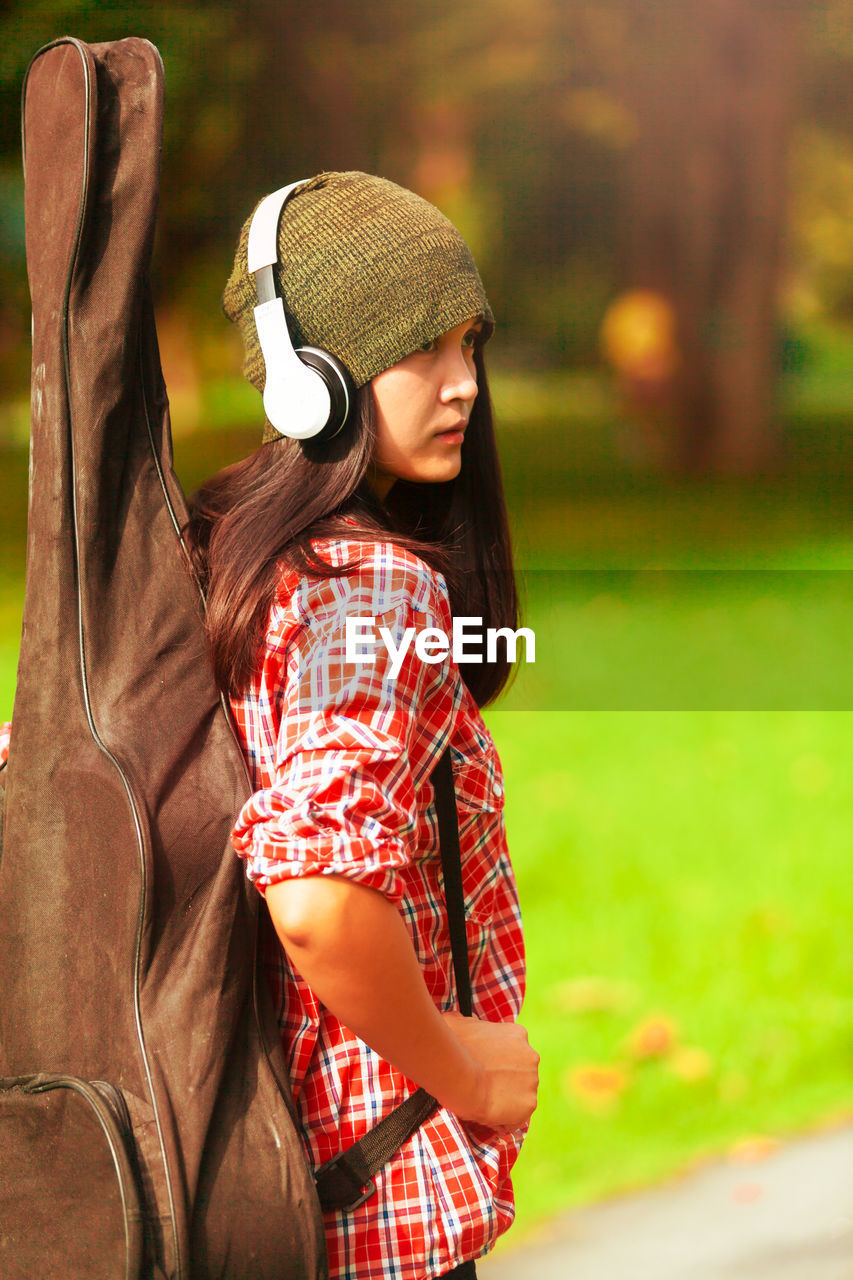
[{"x1": 247, "y1": 180, "x2": 307, "y2": 278}]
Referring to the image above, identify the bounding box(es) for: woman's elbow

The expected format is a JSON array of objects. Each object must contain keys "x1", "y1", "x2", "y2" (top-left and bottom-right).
[
  {"x1": 266, "y1": 877, "x2": 323, "y2": 950},
  {"x1": 266, "y1": 872, "x2": 366, "y2": 953}
]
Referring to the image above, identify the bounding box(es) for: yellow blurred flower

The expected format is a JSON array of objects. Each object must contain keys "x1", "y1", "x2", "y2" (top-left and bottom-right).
[
  {"x1": 667, "y1": 1045, "x2": 714, "y2": 1083},
  {"x1": 566, "y1": 1063, "x2": 630, "y2": 1113},
  {"x1": 624, "y1": 1013, "x2": 679, "y2": 1060}
]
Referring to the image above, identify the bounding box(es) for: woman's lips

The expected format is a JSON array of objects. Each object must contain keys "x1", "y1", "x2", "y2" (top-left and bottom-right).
[{"x1": 434, "y1": 421, "x2": 467, "y2": 443}]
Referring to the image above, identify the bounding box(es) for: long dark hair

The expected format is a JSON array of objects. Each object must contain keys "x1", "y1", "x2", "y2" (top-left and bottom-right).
[{"x1": 186, "y1": 346, "x2": 518, "y2": 707}]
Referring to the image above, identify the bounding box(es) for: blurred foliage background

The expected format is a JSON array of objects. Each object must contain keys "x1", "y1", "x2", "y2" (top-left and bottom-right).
[
  {"x1": 2, "y1": 0, "x2": 853, "y2": 473},
  {"x1": 1, "y1": 0, "x2": 852, "y2": 1248}
]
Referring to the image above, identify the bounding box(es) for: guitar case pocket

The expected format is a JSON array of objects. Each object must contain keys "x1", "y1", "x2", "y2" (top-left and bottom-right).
[{"x1": 0, "y1": 1074, "x2": 145, "y2": 1280}]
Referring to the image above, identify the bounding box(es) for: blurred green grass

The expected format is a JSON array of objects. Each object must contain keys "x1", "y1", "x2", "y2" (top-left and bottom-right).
[
  {"x1": 491, "y1": 707, "x2": 853, "y2": 1236},
  {"x1": 1, "y1": 372, "x2": 852, "y2": 1240}
]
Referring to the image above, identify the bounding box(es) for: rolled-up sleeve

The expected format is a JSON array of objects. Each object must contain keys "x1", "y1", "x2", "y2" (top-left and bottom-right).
[{"x1": 231, "y1": 548, "x2": 457, "y2": 903}]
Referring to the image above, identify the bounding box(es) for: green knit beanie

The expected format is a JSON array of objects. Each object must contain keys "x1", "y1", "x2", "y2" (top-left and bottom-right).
[{"x1": 222, "y1": 171, "x2": 493, "y2": 440}]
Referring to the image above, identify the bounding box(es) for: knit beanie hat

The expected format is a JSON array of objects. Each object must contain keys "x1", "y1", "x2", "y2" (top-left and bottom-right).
[{"x1": 222, "y1": 171, "x2": 493, "y2": 440}]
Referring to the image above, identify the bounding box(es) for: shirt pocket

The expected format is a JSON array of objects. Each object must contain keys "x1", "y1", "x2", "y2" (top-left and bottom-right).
[{"x1": 449, "y1": 730, "x2": 505, "y2": 928}]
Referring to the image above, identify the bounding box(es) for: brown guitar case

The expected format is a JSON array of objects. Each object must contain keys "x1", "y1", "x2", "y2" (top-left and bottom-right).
[{"x1": 0, "y1": 36, "x2": 327, "y2": 1280}]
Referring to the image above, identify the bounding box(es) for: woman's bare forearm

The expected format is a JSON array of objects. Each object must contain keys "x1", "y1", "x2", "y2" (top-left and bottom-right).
[
  {"x1": 265, "y1": 874, "x2": 479, "y2": 1112},
  {"x1": 264, "y1": 874, "x2": 539, "y2": 1130}
]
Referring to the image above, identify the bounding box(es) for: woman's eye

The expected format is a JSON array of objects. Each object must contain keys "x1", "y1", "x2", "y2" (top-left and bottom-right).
[
  {"x1": 416, "y1": 338, "x2": 438, "y2": 354},
  {"x1": 462, "y1": 330, "x2": 478, "y2": 349}
]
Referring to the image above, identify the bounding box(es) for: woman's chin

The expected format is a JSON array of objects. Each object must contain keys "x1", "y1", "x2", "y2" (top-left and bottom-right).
[
  {"x1": 379, "y1": 453, "x2": 463, "y2": 489},
  {"x1": 418, "y1": 452, "x2": 463, "y2": 485}
]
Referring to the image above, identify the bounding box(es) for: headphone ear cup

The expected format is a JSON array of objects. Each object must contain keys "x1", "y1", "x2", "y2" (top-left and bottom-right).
[{"x1": 296, "y1": 347, "x2": 355, "y2": 440}]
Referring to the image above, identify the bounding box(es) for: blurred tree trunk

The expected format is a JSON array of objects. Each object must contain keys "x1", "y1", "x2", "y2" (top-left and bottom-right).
[{"x1": 622, "y1": 0, "x2": 807, "y2": 474}]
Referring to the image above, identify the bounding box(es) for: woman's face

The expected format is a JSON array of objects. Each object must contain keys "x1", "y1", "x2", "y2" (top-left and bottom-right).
[{"x1": 367, "y1": 316, "x2": 482, "y2": 498}]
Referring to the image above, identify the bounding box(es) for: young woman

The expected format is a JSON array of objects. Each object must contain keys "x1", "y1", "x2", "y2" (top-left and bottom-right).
[{"x1": 193, "y1": 171, "x2": 539, "y2": 1280}]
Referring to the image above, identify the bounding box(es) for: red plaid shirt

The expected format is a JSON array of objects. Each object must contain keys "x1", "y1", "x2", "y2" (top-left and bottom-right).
[{"x1": 229, "y1": 535, "x2": 527, "y2": 1280}]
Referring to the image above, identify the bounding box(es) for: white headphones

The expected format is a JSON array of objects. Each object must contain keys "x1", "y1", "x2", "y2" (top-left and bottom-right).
[{"x1": 247, "y1": 180, "x2": 353, "y2": 440}]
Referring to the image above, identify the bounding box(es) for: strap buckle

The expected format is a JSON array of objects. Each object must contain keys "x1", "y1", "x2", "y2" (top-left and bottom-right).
[{"x1": 314, "y1": 1150, "x2": 377, "y2": 1213}]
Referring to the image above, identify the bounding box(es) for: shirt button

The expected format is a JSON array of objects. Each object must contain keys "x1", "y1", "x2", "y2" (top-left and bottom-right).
[{"x1": 493, "y1": 782, "x2": 503, "y2": 798}]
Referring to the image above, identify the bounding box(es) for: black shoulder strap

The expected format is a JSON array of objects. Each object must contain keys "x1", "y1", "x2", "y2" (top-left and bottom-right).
[
  {"x1": 314, "y1": 746, "x2": 470, "y2": 1213},
  {"x1": 432, "y1": 746, "x2": 472, "y2": 1017}
]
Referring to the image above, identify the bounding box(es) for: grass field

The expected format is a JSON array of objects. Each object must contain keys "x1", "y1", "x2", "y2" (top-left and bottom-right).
[
  {"x1": 493, "y1": 707, "x2": 852, "y2": 1233},
  {"x1": 1, "y1": 394, "x2": 852, "y2": 1242}
]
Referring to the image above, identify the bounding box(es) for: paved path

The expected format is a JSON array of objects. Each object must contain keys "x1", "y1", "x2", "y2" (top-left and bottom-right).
[{"x1": 479, "y1": 1125, "x2": 853, "y2": 1279}]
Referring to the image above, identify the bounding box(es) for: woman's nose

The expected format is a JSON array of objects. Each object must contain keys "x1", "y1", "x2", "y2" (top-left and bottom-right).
[{"x1": 440, "y1": 352, "x2": 478, "y2": 406}]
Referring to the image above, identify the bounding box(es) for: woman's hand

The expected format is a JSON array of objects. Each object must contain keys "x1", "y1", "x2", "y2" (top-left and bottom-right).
[{"x1": 438, "y1": 1011, "x2": 540, "y2": 1131}]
